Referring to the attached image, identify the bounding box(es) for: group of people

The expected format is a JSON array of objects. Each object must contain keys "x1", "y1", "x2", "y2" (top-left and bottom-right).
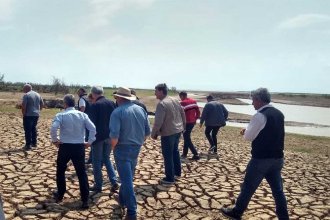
[{"x1": 20, "y1": 83, "x2": 289, "y2": 220}]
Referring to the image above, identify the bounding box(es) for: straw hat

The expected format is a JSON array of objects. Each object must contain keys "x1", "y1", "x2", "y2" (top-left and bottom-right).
[{"x1": 113, "y1": 87, "x2": 136, "y2": 100}]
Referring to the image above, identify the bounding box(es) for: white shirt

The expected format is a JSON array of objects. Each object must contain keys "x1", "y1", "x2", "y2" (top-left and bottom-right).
[
  {"x1": 78, "y1": 97, "x2": 86, "y2": 108},
  {"x1": 244, "y1": 104, "x2": 273, "y2": 141}
]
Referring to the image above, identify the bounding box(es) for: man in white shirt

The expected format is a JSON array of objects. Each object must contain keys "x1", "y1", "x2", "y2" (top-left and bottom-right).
[{"x1": 221, "y1": 88, "x2": 289, "y2": 220}]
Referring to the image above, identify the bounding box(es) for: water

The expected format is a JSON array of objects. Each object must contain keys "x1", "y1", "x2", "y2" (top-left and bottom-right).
[{"x1": 198, "y1": 99, "x2": 330, "y2": 137}]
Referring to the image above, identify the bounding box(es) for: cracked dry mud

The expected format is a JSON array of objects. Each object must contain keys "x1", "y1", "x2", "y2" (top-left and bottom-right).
[{"x1": 0, "y1": 113, "x2": 329, "y2": 220}]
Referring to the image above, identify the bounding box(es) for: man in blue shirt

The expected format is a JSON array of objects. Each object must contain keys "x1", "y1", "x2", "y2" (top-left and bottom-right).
[
  {"x1": 88, "y1": 86, "x2": 118, "y2": 193},
  {"x1": 50, "y1": 94, "x2": 96, "y2": 209},
  {"x1": 110, "y1": 87, "x2": 150, "y2": 220},
  {"x1": 21, "y1": 84, "x2": 44, "y2": 150}
]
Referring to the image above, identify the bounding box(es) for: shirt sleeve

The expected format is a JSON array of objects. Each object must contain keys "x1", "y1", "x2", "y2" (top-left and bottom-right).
[
  {"x1": 151, "y1": 103, "x2": 166, "y2": 138},
  {"x1": 244, "y1": 112, "x2": 267, "y2": 141},
  {"x1": 179, "y1": 104, "x2": 186, "y2": 128},
  {"x1": 145, "y1": 113, "x2": 151, "y2": 136},
  {"x1": 200, "y1": 104, "x2": 208, "y2": 124},
  {"x1": 79, "y1": 98, "x2": 86, "y2": 107},
  {"x1": 50, "y1": 114, "x2": 61, "y2": 142},
  {"x1": 22, "y1": 95, "x2": 27, "y2": 108},
  {"x1": 222, "y1": 105, "x2": 228, "y2": 120},
  {"x1": 109, "y1": 111, "x2": 121, "y2": 139},
  {"x1": 85, "y1": 114, "x2": 96, "y2": 144}
]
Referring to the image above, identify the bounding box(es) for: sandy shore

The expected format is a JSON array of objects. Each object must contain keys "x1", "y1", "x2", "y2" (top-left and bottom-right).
[{"x1": 0, "y1": 110, "x2": 329, "y2": 219}]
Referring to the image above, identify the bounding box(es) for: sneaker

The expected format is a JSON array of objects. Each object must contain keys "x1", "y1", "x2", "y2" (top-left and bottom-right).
[
  {"x1": 180, "y1": 154, "x2": 187, "y2": 159},
  {"x1": 191, "y1": 155, "x2": 200, "y2": 160},
  {"x1": 220, "y1": 207, "x2": 242, "y2": 220},
  {"x1": 159, "y1": 178, "x2": 175, "y2": 185},
  {"x1": 89, "y1": 186, "x2": 102, "y2": 193},
  {"x1": 81, "y1": 201, "x2": 89, "y2": 209},
  {"x1": 52, "y1": 191, "x2": 63, "y2": 203},
  {"x1": 110, "y1": 183, "x2": 119, "y2": 193},
  {"x1": 22, "y1": 145, "x2": 31, "y2": 151},
  {"x1": 208, "y1": 145, "x2": 215, "y2": 152}
]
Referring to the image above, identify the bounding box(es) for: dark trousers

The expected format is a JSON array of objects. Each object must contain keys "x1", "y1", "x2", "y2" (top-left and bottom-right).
[
  {"x1": 56, "y1": 143, "x2": 89, "y2": 202},
  {"x1": 205, "y1": 126, "x2": 221, "y2": 152},
  {"x1": 234, "y1": 158, "x2": 289, "y2": 219},
  {"x1": 182, "y1": 123, "x2": 198, "y2": 156},
  {"x1": 161, "y1": 133, "x2": 182, "y2": 182},
  {"x1": 23, "y1": 116, "x2": 39, "y2": 146}
]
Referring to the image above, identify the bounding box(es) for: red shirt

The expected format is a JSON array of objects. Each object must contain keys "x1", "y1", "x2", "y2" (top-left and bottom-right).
[{"x1": 180, "y1": 98, "x2": 200, "y2": 124}]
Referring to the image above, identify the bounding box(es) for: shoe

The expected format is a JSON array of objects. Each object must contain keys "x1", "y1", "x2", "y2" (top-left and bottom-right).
[
  {"x1": 220, "y1": 207, "x2": 242, "y2": 220},
  {"x1": 174, "y1": 175, "x2": 181, "y2": 181},
  {"x1": 159, "y1": 178, "x2": 175, "y2": 185},
  {"x1": 191, "y1": 155, "x2": 200, "y2": 160},
  {"x1": 110, "y1": 183, "x2": 119, "y2": 193},
  {"x1": 81, "y1": 201, "x2": 89, "y2": 209},
  {"x1": 52, "y1": 191, "x2": 63, "y2": 203},
  {"x1": 208, "y1": 145, "x2": 215, "y2": 152},
  {"x1": 22, "y1": 145, "x2": 31, "y2": 151},
  {"x1": 89, "y1": 186, "x2": 102, "y2": 193}
]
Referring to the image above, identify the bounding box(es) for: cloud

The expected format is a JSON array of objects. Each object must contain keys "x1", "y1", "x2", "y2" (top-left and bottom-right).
[
  {"x1": 278, "y1": 13, "x2": 330, "y2": 29},
  {"x1": 0, "y1": 0, "x2": 15, "y2": 22},
  {"x1": 88, "y1": 0, "x2": 155, "y2": 28}
]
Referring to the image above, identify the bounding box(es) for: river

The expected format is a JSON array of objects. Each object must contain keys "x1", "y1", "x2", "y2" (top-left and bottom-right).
[{"x1": 198, "y1": 99, "x2": 330, "y2": 137}]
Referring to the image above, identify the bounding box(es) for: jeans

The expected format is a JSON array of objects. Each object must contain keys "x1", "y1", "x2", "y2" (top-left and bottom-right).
[
  {"x1": 182, "y1": 123, "x2": 198, "y2": 156},
  {"x1": 92, "y1": 139, "x2": 117, "y2": 189},
  {"x1": 23, "y1": 116, "x2": 39, "y2": 146},
  {"x1": 161, "y1": 133, "x2": 182, "y2": 182},
  {"x1": 205, "y1": 126, "x2": 220, "y2": 152},
  {"x1": 114, "y1": 145, "x2": 141, "y2": 218},
  {"x1": 234, "y1": 158, "x2": 289, "y2": 219},
  {"x1": 56, "y1": 143, "x2": 89, "y2": 202}
]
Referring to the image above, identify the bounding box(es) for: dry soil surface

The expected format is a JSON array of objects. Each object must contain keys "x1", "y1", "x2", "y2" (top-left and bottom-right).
[{"x1": 0, "y1": 113, "x2": 329, "y2": 219}]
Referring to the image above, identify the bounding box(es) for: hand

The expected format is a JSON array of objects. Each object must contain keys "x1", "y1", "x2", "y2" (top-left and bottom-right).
[
  {"x1": 84, "y1": 142, "x2": 91, "y2": 148},
  {"x1": 52, "y1": 141, "x2": 62, "y2": 148},
  {"x1": 240, "y1": 128, "x2": 246, "y2": 136}
]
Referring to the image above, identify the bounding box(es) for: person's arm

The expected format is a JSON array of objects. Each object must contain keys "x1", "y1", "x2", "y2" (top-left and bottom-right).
[
  {"x1": 78, "y1": 98, "x2": 86, "y2": 112},
  {"x1": 40, "y1": 96, "x2": 44, "y2": 111},
  {"x1": 222, "y1": 105, "x2": 228, "y2": 120},
  {"x1": 199, "y1": 104, "x2": 208, "y2": 127},
  {"x1": 85, "y1": 114, "x2": 96, "y2": 146},
  {"x1": 179, "y1": 104, "x2": 186, "y2": 130},
  {"x1": 21, "y1": 96, "x2": 27, "y2": 116},
  {"x1": 109, "y1": 111, "x2": 121, "y2": 150},
  {"x1": 50, "y1": 114, "x2": 61, "y2": 147},
  {"x1": 151, "y1": 103, "x2": 165, "y2": 139},
  {"x1": 144, "y1": 113, "x2": 151, "y2": 139},
  {"x1": 243, "y1": 113, "x2": 266, "y2": 141}
]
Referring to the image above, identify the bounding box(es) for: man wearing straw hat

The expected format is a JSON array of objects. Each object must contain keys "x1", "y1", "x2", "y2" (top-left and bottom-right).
[{"x1": 110, "y1": 87, "x2": 150, "y2": 220}]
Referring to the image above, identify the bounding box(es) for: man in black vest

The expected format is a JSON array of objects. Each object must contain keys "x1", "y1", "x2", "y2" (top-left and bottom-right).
[{"x1": 221, "y1": 88, "x2": 289, "y2": 220}]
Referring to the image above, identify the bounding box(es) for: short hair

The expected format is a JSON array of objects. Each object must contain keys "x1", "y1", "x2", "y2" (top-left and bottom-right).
[
  {"x1": 155, "y1": 83, "x2": 168, "y2": 96},
  {"x1": 250, "y1": 87, "x2": 271, "y2": 103},
  {"x1": 23, "y1": 84, "x2": 32, "y2": 91},
  {"x1": 91, "y1": 86, "x2": 104, "y2": 95},
  {"x1": 206, "y1": 95, "x2": 214, "y2": 101},
  {"x1": 179, "y1": 91, "x2": 187, "y2": 97},
  {"x1": 78, "y1": 88, "x2": 86, "y2": 94},
  {"x1": 63, "y1": 94, "x2": 75, "y2": 107}
]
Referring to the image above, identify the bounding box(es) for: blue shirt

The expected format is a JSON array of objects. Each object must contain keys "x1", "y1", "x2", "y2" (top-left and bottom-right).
[
  {"x1": 22, "y1": 90, "x2": 44, "y2": 116},
  {"x1": 50, "y1": 107, "x2": 96, "y2": 144},
  {"x1": 110, "y1": 102, "x2": 150, "y2": 147}
]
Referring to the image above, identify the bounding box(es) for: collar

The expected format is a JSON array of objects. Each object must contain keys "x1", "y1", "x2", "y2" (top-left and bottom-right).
[
  {"x1": 65, "y1": 107, "x2": 75, "y2": 111},
  {"x1": 257, "y1": 104, "x2": 273, "y2": 112}
]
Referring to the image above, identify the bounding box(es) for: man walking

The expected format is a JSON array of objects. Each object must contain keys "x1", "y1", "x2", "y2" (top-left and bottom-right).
[
  {"x1": 151, "y1": 83, "x2": 186, "y2": 184},
  {"x1": 21, "y1": 84, "x2": 44, "y2": 150},
  {"x1": 110, "y1": 87, "x2": 150, "y2": 220},
  {"x1": 179, "y1": 91, "x2": 200, "y2": 160},
  {"x1": 89, "y1": 86, "x2": 118, "y2": 193},
  {"x1": 200, "y1": 95, "x2": 228, "y2": 154},
  {"x1": 50, "y1": 94, "x2": 96, "y2": 209},
  {"x1": 220, "y1": 88, "x2": 289, "y2": 220}
]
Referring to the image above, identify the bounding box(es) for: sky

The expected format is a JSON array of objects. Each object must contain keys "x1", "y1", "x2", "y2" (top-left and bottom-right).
[{"x1": 0, "y1": 0, "x2": 330, "y2": 94}]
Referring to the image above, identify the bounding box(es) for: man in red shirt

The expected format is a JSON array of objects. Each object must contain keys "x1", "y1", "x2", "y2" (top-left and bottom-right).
[{"x1": 179, "y1": 91, "x2": 200, "y2": 160}]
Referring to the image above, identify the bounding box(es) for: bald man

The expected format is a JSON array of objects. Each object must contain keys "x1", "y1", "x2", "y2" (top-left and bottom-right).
[{"x1": 21, "y1": 84, "x2": 44, "y2": 150}]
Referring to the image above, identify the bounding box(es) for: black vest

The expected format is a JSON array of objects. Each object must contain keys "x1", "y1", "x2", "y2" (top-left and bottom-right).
[{"x1": 251, "y1": 107, "x2": 285, "y2": 159}]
